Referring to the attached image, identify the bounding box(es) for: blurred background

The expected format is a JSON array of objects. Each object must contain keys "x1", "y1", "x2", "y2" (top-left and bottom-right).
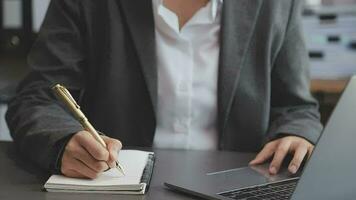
[{"x1": 0, "y1": 0, "x2": 356, "y2": 141}]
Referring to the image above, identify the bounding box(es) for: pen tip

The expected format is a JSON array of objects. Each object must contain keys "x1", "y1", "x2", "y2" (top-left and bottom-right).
[
  {"x1": 118, "y1": 168, "x2": 125, "y2": 176},
  {"x1": 115, "y1": 163, "x2": 125, "y2": 176}
]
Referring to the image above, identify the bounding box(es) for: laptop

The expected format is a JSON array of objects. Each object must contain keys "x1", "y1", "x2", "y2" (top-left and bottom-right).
[{"x1": 164, "y1": 76, "x2": 356, "y2": 200}]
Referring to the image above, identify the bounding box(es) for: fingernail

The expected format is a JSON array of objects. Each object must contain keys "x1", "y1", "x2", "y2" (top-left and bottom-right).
[
  {"x1": 249, "y1": 160, "x2": 256, "y2": 165},
  {"x1": 289, "y1": 165, "x2": 297, "y2": 174},
  {"x1": 112, "y1": 147, "x2": 119, "y2": 153},
  {"x1": 270, "y1": 166, "x2": 277, "y2": 175}
]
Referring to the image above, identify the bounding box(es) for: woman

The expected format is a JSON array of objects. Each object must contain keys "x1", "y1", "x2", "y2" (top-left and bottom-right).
[{"x1": 6, "y1": 0, "x2": 322, "y2": 179}]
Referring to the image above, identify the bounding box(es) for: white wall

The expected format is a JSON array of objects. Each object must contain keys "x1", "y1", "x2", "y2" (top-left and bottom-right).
[
  {"x1": 1, "y1": 0, "x2": 51, "y2": 32},
  {"x1": 0, "y1": 105, "x2": 12, "y2": 141},
  {"x1": 32, "y1": 0, "x2": 51, "y2": 32},
  {"x1": 305, "y1": 0, "x2": 356, "y2": 5},
  {"x1": 2, "y1": 0, "x2": 22, "y2": 29},
  {"x1": 306, "y1": 0, "x2": 322, "y2": 6}
]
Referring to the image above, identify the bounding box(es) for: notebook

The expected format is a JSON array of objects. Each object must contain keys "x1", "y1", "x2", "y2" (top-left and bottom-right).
[{"x1": 44, "y1": 150, "x2": 155, "y2": 194}]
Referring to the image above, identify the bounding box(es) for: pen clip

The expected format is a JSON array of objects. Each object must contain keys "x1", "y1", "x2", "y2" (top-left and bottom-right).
[{"x1": 54, "y1": 84, "x2": 80, "y2": 109}]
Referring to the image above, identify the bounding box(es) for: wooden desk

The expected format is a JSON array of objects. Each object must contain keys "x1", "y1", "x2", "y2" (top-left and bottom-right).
[
  {"x1": 311, "y1": 79, "x2": 349, "y2": 94},
  {"x1": 310, "y1": 79, "x2": 350, "y2": 125}
]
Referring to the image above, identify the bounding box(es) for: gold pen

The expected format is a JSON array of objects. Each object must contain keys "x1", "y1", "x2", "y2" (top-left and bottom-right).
[{"x1": 52, "y1": 84, "x2": 125, "y2": 176}]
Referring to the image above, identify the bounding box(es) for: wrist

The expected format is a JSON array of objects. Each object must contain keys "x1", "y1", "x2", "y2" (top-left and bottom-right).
[{"x1": 50, "y1": 133, "x2": 76, "y2": 174}]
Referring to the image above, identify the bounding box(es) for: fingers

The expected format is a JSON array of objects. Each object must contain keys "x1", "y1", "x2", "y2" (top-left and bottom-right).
[
  {"x1": 61, "y1": 151, "x2": 101, "y2": 179},
  {"x1": 61, "y1": 131, "x2": 115, "y2": 179},
  {"x1": 102, "y1": 136, "x2": 122, "y2": 168},
  {"x1": 269, "y1": 139, "x2": 292, "y2": 175},
  {"x1": 61, "y1": 169, "x2": 87, "y2": 179},
  {"x1": 307, "y1": 145, "x2": 314, "y2": 159},
  {"x1": 70, "y1": 144, "x2": 109, "y2": 173},
  {"x1": 75, "y1": 131, "x2": 110, "y2": 161},
  {"x1": 249, "y1": 141, "x2": 278, "y2": 165},
  {"x1": 250, "y1": 136, "x2": 315, "y2": 176},
  {"x1": 288, "y1": 145, "x2": 308, "y2": 174},
  {"x1": 60, "y1": 131, "x2": 124, "y2": 179}
]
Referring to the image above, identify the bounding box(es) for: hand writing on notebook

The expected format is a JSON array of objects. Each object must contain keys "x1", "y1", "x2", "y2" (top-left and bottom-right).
[
  {"x1": 61, "y1": 131, "x2": 122, "y2": 179},
  {"x1": 249, "y1": 136, "x2": 314, "y2": 175}
]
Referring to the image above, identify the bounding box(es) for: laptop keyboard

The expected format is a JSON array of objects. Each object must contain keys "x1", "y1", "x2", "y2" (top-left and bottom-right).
[{"x1": 219, "y1": 178, "x2": 299, "y2": 200}]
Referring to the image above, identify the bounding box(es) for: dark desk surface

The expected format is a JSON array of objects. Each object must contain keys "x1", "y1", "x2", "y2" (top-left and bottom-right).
[{"x1": 0, "y1": 141, "x2": 255, "y2": 200}]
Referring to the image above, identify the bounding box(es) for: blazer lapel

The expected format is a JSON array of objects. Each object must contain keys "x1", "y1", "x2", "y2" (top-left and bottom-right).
[
  {"x1": 119, "y1": 0, "x2": 157, "y2": 112},
  {"x1": 218, "y1": 0, "x2": 262, "y2": 133}
]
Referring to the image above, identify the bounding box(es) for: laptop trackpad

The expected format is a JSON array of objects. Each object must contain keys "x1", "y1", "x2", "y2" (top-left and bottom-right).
[{"x1": 206, "y1": 163, "x2": 298, "y2": 193}]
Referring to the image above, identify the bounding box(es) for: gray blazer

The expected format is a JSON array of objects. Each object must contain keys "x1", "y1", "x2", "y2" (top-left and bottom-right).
[{"x1": 6, "y1": 0, "x2": 323, "y2": 172}]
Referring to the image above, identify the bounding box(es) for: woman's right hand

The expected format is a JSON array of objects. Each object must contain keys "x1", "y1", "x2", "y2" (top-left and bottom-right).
[{"x1": 61, "y1": 131, "x2": 122, "y2": 179}]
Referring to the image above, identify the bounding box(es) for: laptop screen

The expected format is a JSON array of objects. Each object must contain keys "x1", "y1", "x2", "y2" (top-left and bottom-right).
[{"x1": 291, "y1": 77, "x2": 356, "y2": 200}]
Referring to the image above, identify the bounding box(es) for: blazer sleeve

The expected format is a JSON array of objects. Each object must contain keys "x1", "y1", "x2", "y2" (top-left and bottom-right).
[
  {"x1": 267, "y1": 0, "x2": 323, "y2": 144},
  {"x1": 5, "y1": 0, "x2": 86, "y2": 173}
]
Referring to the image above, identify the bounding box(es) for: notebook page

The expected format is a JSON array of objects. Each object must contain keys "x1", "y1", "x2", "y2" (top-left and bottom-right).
[{"x1": 46, "y1": 150, "x2": 150, "y2": 187}]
